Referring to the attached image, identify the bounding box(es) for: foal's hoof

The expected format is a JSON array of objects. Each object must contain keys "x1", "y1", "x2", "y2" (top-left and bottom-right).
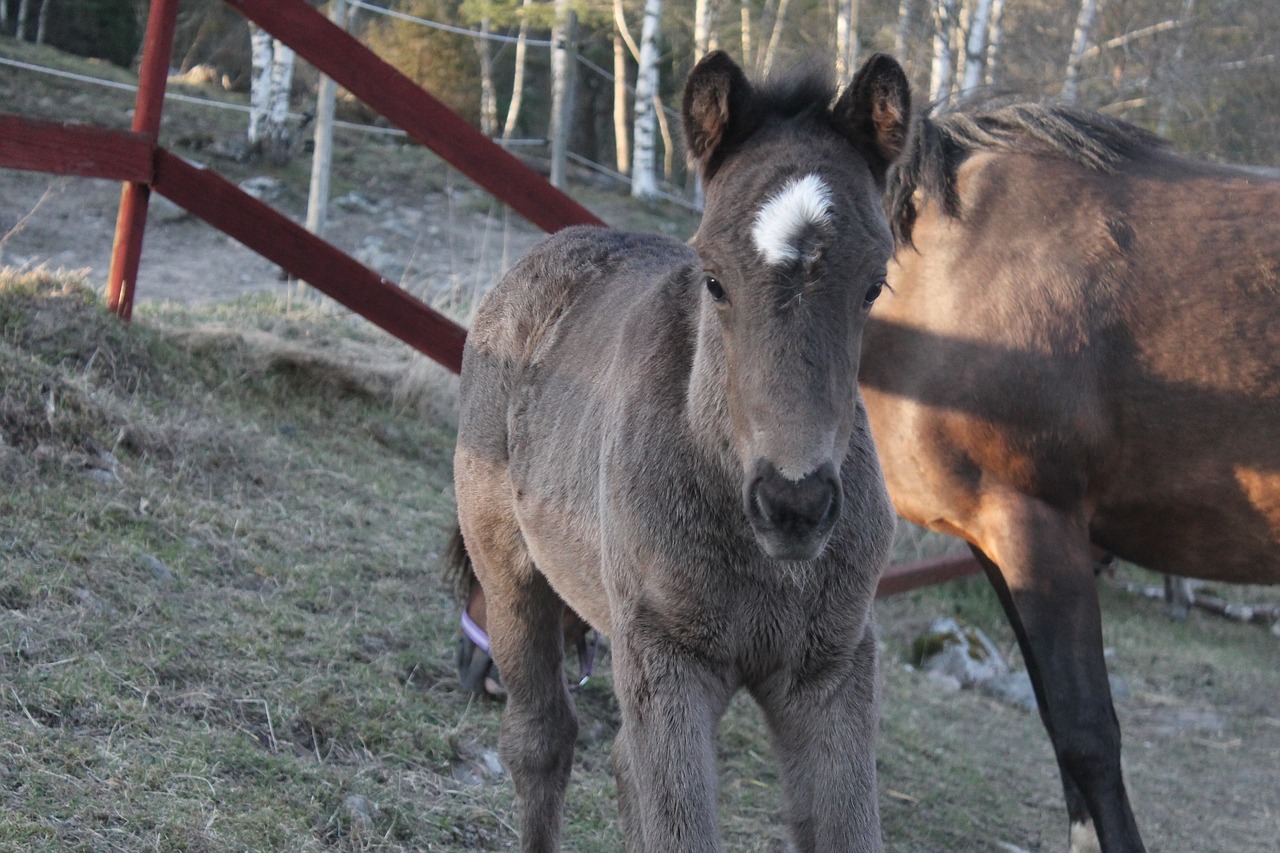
[{"x1": 455, "y1": 635, "x2": 505, "y2": 698}]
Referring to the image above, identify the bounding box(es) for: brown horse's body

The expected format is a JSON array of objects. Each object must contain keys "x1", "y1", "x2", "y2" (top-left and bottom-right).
[
  {"x1": 863, "y1": 105, "x2": 1280, "y2": 853},
  {"x1": 453, "y1": 52, "x2": 908, "y2": 852}
]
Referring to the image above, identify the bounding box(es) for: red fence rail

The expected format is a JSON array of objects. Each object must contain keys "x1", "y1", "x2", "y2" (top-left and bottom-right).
[
  {"x1": 0, "y1": 0, "x2": 975, "y2": 598},
  {"x1": 0, "y1": 0, "x2": 601, "y2": 370}
]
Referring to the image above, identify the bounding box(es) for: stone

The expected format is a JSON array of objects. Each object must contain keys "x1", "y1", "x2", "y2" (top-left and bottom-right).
[{"x1": 912, "y1": 617, "x2": 1009, "y2": 687}]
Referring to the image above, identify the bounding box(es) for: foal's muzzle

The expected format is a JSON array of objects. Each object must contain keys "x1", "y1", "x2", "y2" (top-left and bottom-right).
[{"x1": 745, "y1": 460, "x2": 842, "y2": 561}]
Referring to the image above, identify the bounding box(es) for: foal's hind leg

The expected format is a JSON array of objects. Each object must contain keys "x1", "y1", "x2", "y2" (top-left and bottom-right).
[
  {"x1": 456, "y1": 471, "x2": 578, "y2": 852},
  {"x1": 757, "y1": 623, "x2": 884, "y2": 853}
]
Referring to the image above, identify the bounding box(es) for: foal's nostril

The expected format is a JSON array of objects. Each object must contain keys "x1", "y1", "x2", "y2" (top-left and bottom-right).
[{"x1": 749, "y1": 463, "x2": 841, "y2": 536}]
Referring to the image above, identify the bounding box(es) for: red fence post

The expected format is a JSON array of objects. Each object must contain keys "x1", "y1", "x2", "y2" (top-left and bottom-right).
[{"x1": 105, "y1": 0, "x2": 180, "y2": 321}]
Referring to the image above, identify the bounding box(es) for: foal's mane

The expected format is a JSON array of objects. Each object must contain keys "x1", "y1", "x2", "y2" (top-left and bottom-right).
[
  {"x1": 754, "y1": 64, "x2": 839, "y2": 124},
  {"x1": 886, "y1": 103, "x2": 1165, "y2": 246}
]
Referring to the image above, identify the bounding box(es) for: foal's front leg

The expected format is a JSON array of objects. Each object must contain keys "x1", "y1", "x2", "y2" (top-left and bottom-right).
[
  {"x1": 610, "y1": 624, "x2": 733, "y2": 853},
  {"x1": 758, "y1": 624, "x2": 884, "y2": 853}
]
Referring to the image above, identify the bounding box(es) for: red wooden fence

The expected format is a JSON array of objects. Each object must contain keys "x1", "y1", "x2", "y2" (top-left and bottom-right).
[{"x1": 0, "y1": 0, "x2": 980, "y2": 597}]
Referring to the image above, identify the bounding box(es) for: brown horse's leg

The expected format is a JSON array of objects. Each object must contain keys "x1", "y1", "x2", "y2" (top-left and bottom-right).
[
  {"x1": 609, "y1": 625, "x2": 732, "y2": 853},
  {"x1": 756, "y1": 623, "x2": 884, "y2": 853},
  {"x1": 456, "y1": 474, "x2": 577, "y2": 852},
  {"x1": 970, "y1": 497, "x2": 1146, "y2": 853}
]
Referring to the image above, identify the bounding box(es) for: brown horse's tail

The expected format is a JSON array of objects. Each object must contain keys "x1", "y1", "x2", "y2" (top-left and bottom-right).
[{"x1": 443, "y1": 522, "x2": 477, "y2": 603}]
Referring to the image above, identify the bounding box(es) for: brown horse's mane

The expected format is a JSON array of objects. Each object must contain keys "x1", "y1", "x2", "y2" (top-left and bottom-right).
[{"x1": 886, "y1": 103, "x2": 1165, "y2": 246}]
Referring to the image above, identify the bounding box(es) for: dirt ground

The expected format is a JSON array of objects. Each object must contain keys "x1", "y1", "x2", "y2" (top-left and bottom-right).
[{"x1": 0, "y1": 165, "x2": 557, "y2": 310}]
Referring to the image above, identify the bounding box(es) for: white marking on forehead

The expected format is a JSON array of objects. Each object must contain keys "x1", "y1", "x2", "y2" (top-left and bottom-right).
[{"x1": 751, "y1": 174, "x2": 834, "y2": 267}]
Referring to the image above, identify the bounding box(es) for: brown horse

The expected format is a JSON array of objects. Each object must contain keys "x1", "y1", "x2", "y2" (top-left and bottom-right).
[
  {"x1": 451, "y1": 51, "x2": 908, "y2": 852},
  {"x1": 863, "y1": 103, "x2": 1280, "y2": 853}
]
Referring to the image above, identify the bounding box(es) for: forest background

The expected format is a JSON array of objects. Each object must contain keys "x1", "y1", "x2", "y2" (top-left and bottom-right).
[{"x1": 2, "y1": 0, "x2": 1277, "y2": 206}]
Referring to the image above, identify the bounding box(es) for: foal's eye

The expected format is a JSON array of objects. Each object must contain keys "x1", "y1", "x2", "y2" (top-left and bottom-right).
[
  {"x1": 704, "y1": 274, "x2": 727, "y2": 302},
  {"x1": 863, "y1": 279, "x2": 885, "y2": 308}
]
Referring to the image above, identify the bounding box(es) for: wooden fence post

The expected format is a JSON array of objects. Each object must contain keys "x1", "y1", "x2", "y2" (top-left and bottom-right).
[{"x1": 105, "y1": 0, "x2": 180, "y2": 320}]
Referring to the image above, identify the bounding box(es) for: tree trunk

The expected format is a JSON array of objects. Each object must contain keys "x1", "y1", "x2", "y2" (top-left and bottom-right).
[
  {"x1": 34, "y1": 0, "x2": 48, "y2": 44},
  {"x1": 655, "y1": 93, "x2": 673, "y2": 179},
  {"x1": 952, "y1": 0, "x2": 972, "y2": 93},
  {"x1": 760, "y1": 0, "x2": 791, "y2": 78},
  {"x1": 307, "y1": 0, "x2": 345, "y2": 240},
  {"x1": 249, "y1": 26, "x2": 295, "y2": 164},
  {"x1": 1061, "y1": 0, "x2": 1102, "y2": 103},
  {"x1": 740, "y1": 0, "x2": 751, "y2": 68},
  {"x1": 895, "y1": 0, "x2": 913, "y2": 61},
  {"x1": 0, "y1": 0, "x2": 9, "y2": 35},
  {"x1": 929, "y1": 0, "x2": 958, "y2": 106},
  {"x1": 549, "y1": 0, "x2": 579, "y2": 188},
  {"x1": 613, "y1": 31, "x2": 630, "y2": 175},
  {"x1": 631, "y1": 0, "x2": 663, "y2": 199},
  {"x1": 959, "y1": 0, "x2": 994, "y2": 95},
  {"x1": 694, "y1": 0, "x2": 710, "y2": 60},
  {"x1": 15, "y1": 0, "x2": 29, "y2": 41},
  {"x1": 265, "y1": 37, "x2": 296, "y2": 164},
  {"x1": 1157, "y1": 0, "x2": 1195, "y2": 136},
  {"x1": 476, "y1": 18, "x2": 498, "y2": 138},
  {"x1": 502, "y1": 0, "x2": 533, "y2": 145},
  {"x1": 248, "y1": 25, "x2": 274, "y2": 146},
  {"x1": 984, "y1": 0, "x2": 1005, "y2": 87},
  {"x1": 836, "y1": 0, "x2": 860, "y2": 81}
]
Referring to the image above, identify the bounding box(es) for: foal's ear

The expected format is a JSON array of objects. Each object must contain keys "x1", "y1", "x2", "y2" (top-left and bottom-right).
[
  {"x1": 682, "y1": 50, "x2": 755, "y2": 181},
  {"x1": 833, "y1": 53, "x2": 911, "y2": 183}
]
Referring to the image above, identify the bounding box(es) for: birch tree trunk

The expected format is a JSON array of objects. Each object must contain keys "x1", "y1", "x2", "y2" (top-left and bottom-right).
[
  {"x1": 549, "y1": 0, "x2": 579, "y2": 188},
  {"x1": 1157, "y1": 0, "x2": 1195, "y2": 136},
  {"x1": 631, "y1": 0, "x2": 663, "y2": 199},
  {"x1": 476, "y1": 19, "x2": 498, "y2": 138},
  {"x1": 614, "y1": 0, "x2": 642, "y2": 174},
  {"x1": 1061, "y1": 0, "x2": 1102, "y2": 103},
  {"x1": 895, "y1": 0, "x2": 913, "y2": 64},
  {"x1": 959, "y1": 0, "x2": 994, "y2": 95},
  {"x1": 35, "y1": 0, "x2": 48, "y2": 43},
  {"x1": 248, "y1": 26, "x2": 295, "y2": 163},
  {"x1": 1, "y1": 1, "x2": 9, "y2": 35},
  {"x1": 761, "y1": 0, "x2": 791, "y2": 78},
  {"x1": 15, "y1": 0, "x2": 28, "y2": 41},
  {"x1": 740, "y1": 0, "x2": 752, "y2": 68},
  {"x1": 694, "y1": 0, "x2": 713, "y2": 60},
  {"x1": 952, "y1": 0, "x2": 972, "y2": 91},
  {"x1": 266, "y1": 38, "x2": 296, "y2": 164},
  {"x1": 502, "y1": 0, "x2": 534, "y2": 145},
  {"x1": 984, "y1": 0, "x2": 1005, "y2": 87},
  {"x1": 836, "y1": 0, "x2": 860, "y2": 81},
  {"x1": 248, "y1": 26, "x2": 274, "y2": 146},
  {"x1": 929, "y1": 0, "x2": 958, "y2": 106},
  {"x1": 613, "y1": 31, "x2": 630, "y2": 174}
]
